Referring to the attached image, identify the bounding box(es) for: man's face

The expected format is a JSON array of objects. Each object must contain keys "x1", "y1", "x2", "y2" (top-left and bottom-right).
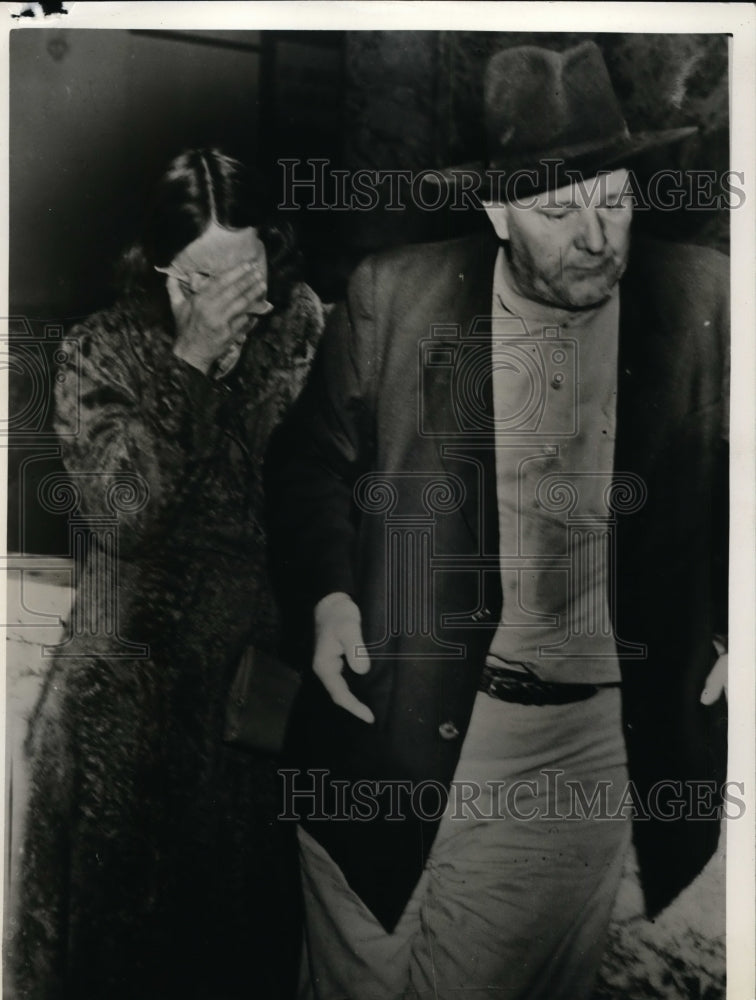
[{"x1": 485, "y1": 169, "x2": 633, "y2": 309}]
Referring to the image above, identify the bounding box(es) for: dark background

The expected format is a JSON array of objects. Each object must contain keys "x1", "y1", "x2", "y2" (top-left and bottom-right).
[{"x1": 8, "y1": 29, "x2": 730, "y2": 554}]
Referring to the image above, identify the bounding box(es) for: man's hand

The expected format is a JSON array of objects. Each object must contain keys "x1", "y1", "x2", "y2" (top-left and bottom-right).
[
  {"x1": 701, "y1": 650, "x2": 728, "y2": 705},
  {"x1": 168, "y1": 261, "x2": 271, "y2": 375},
  {"x1": 313, "y1": 592, "x2": 374, "y2": 724}
]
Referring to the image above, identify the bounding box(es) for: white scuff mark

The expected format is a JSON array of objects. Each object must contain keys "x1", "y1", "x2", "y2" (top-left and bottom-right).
[
  {"x1": 9, "y1": 2, "x2": 73, "y2": 19},
  {"x1": 9, "y1": 2, "x2": 44, "y2": 16},
  {"x1": 668, "y1": 51, "x2": 704, "y2": 110}
]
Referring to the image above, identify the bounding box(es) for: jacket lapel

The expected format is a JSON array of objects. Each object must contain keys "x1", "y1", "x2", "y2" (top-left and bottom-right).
[
  {"x1": 615, "y1": 241, "x2": 669, "y2": 482},
  {"x1": 422, "y1": 233, "x2": 499, "y2": 555}
]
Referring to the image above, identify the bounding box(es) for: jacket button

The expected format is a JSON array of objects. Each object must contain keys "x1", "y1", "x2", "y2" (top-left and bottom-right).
[
  {"x1": 438, "y1": 721, "x2": 460, "y2": 740},
  {"x1": 470, "y1": 607, "x2": 491, "y2": 623}
]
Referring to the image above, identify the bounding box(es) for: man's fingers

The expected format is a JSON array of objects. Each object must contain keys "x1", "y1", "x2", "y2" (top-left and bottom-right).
[
  {"x1": 322, "y1": 672, "x2": 375, "y2": 724},
  {"x1": 340, "y1": 621, "x2": 371, "y2": 675},
  {"x1": 313, "y1": 621, "x2": 374, "y2": 722},
  {"x1": 700, "y1": 654, "x2": 728, "y2": 705},
  {"x1": 700, "y1": 679, "x2": 725, "y2": 705},
  {"x1": 311, "y1": 594, "x2": 373, "y2": 722},
  {"x1": 314, "y1": 654, "x2": 375, "y2": 724}
]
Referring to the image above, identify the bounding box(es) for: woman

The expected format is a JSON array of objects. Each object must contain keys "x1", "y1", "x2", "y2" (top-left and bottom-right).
[{"x1": 14, "y1": 149, "x2": 325, "y2": 1000}]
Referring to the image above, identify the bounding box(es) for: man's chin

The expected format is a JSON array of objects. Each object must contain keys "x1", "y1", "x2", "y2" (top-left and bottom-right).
[
  {"x1": 566, "y1": 288, "x2": 613, "y2": 309},
  {"x1": 560, "y1": 270, "x2": 623, "y2": 309},
  {"x1": 527, "y1": 262, "x2": 625, "y2": 310}
]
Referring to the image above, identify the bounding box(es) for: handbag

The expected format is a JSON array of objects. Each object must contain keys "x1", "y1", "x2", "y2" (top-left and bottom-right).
[{"x1": 223, "y1": 645, "x2": 302, "y2": 756}]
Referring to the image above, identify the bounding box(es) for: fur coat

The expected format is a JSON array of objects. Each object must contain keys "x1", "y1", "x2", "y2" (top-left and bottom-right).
[{"x1": 13, "y1": 283, "x2": 325, "y2": 1000}]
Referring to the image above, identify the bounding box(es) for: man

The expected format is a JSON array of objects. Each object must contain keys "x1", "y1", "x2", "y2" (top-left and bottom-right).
[{"x1": 268, "y1": 42, "x2": 728, "y2": 999}]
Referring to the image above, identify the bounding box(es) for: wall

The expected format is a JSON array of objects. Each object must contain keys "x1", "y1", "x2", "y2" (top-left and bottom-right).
[
  {"x1": 10, "y1": 28, "x2": 262, "y2": 321},
  {"x1": 340, "y1": 32, "x2": 730, "y2": 257},
  {"x1": 8, "y1": 28, "x2": 265, "y2": 553},
  {"x1": 8, "y1": 30, "x2": 730, "y2": 554}
]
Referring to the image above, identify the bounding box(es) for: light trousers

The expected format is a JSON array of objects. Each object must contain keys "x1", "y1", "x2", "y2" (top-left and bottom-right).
[{"x1": 298, "y1": 687, "x2": 631, "y2": 1000}]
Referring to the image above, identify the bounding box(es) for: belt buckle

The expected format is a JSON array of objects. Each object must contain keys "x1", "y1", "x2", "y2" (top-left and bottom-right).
[
  {"x1": 486, "y1": 675, "x2": 502, "y2": 699},
  {"x1": 485, "y1": 670, "x2": 541, "y2": 706}
]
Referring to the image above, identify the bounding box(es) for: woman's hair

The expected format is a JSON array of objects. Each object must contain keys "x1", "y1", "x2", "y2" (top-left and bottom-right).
[{"x1": 118, "y1": 148, "x2": 301, "y2": 308}]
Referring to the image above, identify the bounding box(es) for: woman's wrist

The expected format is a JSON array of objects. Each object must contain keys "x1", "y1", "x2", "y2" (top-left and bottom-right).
[{"x1": 172, "y1": 339, "x2": 212, "y2": 375}]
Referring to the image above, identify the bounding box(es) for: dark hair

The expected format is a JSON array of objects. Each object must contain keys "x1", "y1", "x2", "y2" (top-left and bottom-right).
[{"x1": 118, "y1": 148, "x2": 301, "y2": 309}]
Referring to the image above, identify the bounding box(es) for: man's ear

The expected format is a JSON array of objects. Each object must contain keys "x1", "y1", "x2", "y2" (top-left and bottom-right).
[{"x1": 481, "y1": 202, "x2": 510, "y2": 240}]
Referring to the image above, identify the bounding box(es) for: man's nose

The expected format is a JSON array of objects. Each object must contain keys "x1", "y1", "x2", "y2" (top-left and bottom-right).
[{"x1": 575, "y1": 209, "x2": 607, "y2": 254}]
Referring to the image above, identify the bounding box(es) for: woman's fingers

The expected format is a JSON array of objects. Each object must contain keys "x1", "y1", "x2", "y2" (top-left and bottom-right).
[
  {"x1": 192, "y1": 267, "x2": 260, "y2": 320},
  {"x1": 224, "y1": 282, "x2": 268, "y2": 324},
  {"x1": 212, "y1": 260, "x2": 258, "y2": 293},
  {"x1": 209, "y1": 265, "x2": 269, "y2": 327},
  {"x1": 214, "y1": 262, "x2": 267, "y2": 304},
  {"x1": 166, "y1": 274, "x2": 190, "y2": 313},
  {"x1": 169, "y1": 260, "x2": 271, "y2": 372}
]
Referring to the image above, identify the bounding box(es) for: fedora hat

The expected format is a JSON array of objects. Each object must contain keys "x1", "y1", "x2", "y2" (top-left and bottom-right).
[{"x1": 432, "y1": 41, "x2": 696, "y2": 200}]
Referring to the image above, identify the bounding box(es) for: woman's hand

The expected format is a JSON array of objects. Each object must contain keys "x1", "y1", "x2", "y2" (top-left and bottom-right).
[{"x1": 168, "y1": 261, "x2": 270, "y2": 375}]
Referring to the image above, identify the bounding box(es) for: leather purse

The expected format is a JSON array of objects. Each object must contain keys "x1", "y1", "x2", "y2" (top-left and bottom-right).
[{"x1": 223, "y1": 645, "x2": 301, "y2": 756}]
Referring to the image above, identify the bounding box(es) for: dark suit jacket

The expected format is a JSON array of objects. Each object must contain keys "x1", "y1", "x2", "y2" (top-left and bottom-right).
[{"x1": 267, "y1": 230, "x2": 729, "y2": 932}]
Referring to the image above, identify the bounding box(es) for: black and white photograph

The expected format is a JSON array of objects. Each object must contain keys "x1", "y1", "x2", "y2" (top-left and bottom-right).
[{"x1": 2, "y1": 4, "x2": 754, "y2": 999}]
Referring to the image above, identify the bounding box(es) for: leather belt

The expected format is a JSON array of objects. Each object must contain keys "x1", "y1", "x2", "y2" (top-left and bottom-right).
[{"x1": 479, "y1": 664, "x2": 613, "y2": 706}]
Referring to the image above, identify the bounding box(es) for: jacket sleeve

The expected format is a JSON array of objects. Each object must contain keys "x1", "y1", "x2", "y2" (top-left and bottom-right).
[
  {"x1": 54, "y1": 310, "x2": 226, "y2": 557},
  {"x1": 265, "y1": 257, "x2": 379, "y2": 608},
  {"x1": 714, "y1": 255, "x2": 730, "y2": 642}
]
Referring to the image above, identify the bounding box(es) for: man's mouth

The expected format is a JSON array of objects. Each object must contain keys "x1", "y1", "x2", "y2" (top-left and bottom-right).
[{"x1": 569, "y1": 260, "x2": 611, "y2": 274}]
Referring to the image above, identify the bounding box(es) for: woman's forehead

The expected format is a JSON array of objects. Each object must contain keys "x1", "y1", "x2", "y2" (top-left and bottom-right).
[{"x1": 172, "y1": 221, "x2": 264, "y2": 273}]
